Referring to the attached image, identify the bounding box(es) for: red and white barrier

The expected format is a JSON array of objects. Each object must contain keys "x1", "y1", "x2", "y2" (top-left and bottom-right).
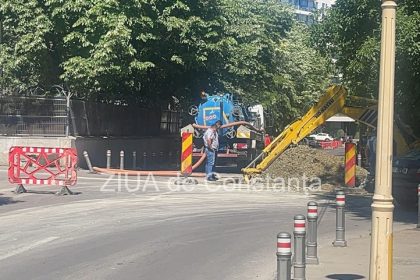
[
  {"x1": 319, "y1": 140, "x2": 343, "y2": 149},
  {"x1": 8, "y1": 146, "x2": 77, "y2": 195}
]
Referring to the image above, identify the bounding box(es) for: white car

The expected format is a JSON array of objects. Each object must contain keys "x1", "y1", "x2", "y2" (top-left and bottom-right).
[{"x1": 309, "y1": 133, "x2": 333, "y2": 141}]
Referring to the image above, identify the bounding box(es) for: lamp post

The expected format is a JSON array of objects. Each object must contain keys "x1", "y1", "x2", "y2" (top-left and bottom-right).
[{"x1": 369, "y1": 1, "x2": 397, "y2": 279}]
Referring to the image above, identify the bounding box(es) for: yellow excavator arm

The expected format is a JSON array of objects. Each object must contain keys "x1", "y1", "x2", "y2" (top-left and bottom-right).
[
  {"x1": 242, "y1": 84, "x2": 418, "y2": 178},
  {"x1": 242, "y1": 85, "x2": 348, "y2": 176},
  {"x1": 342, "y1": 106, "x2": 417, "y2": 156}
]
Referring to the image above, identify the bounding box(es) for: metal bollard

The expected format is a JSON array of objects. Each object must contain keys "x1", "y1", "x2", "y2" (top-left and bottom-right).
[
  {"x1": 132, "y1": 151, "x2": 137, "y2": 169},
  {"x1": 417, "y1": 184, "x2": 420, "y2": 228},
  {"x1": 143, "y1": 152, "x2": 147, "y2": 169},
  {"x1": 357, "y1": 153, "x2": 362, "y2": 166},
  {"x1": 83, "y1": 151, "x2": 94, "y2": 173},
  {"x1": 293, "y1": 215, "x2": 306, "y2": 280},
  {"x1": 106, "y1": 150, "x2": 111, "y2": 169},
  {"x1": 168, "y1": 151, "x2": 173, "y2": 167},
  {"x1": 152, "y1": 152, "x2": 156, "y2": 169},
  {"x1": 159, "y1": 151, "x2": 164, "y2": 164},
  {"x1": 277, "y1": 232, "x2": 292, "y2": 280},
  {"x1": 176, "y1": 150, "x2": 180, "y2": 168},
  {"x1": 306, "y1": 201, "x2": 319, "y2": 264},
  {"x1": 120, "y1": 150, "x2": 125, "y2": 170},
  {"x1": 333, "y1": 190, "x2": 347, "y2": 247}
]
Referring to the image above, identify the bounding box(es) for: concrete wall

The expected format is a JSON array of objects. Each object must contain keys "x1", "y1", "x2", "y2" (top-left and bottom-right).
[
  {"x1": 75, "y1": 136, "x2": 180, "y2": 170},
  {"x1": 0, "y1": 136, "x2": 74, "y2": 166},
  {"x1": 0, "y1": 136, "x2": 180, "y2": 170}
]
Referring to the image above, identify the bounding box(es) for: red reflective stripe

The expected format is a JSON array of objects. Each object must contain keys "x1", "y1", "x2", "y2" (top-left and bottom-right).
[
  {"x1": 182, "y1": 132, "x2": 192, "y2": 141},
  {"x1": 345, "y1": 155, "x2": 356, "y2": 172},
  {"x1": 294, "y1": 223, "x2": 305, "y2": 227},
  {"x1": 308, "y1": 209, "x2": 317, "y2": 213},
  {"x1": 181, "y1": 145, "x2": 193, "y2": 160},
  {"x1": 277, "y1": 242, "x2": 291, "y2": 248},
  {"x1": 345, "y1": 176, "x2": 356, "y2": 185}
]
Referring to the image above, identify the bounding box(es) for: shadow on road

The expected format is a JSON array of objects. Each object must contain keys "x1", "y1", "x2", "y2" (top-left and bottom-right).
[
  {"x1": 0, "y1": 195, "x2": 23, "y2": 206},
  {"x1": 326, "y1": 274, "x2": 365, "y2": 280},
  {"x1": 314, "y1": 192, "x2": 417, "y2": 225},
  {"x1": 21, "y1": 190, "x2": 82, "y2": 196}
]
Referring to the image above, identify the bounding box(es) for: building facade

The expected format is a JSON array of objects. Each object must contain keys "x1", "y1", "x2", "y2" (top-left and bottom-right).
[{"x1": 281, "y1": 0, "x2": 336, "y2": 24}]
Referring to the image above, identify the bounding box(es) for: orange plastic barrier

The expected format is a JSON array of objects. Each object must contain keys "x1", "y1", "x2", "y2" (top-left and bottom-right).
[
  {"x1": 8, "y1": 146, "x2": 78, "y2": 195},
  {"x1": 319, "y1": 140, "x2": 342, "y2": 149}
]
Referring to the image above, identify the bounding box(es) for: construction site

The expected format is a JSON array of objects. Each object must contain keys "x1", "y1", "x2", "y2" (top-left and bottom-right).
[
  {"x1": 1, "y1": 0, "x2": 420, "y2": 279},
  {"x1": 1, "y1": 83, "x2": 420, "y2": 279}
]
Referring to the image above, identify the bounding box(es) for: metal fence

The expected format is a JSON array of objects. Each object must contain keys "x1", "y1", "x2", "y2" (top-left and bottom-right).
[
  {"x1": 0, "y1": 95, "x2": 68, "y2": 136},
  {"x1": 160, "y1": 110, "x2": 182, "y2": 135},
  {"x1": 0, "y1": 95, "x2": 181, "y2": 137}
]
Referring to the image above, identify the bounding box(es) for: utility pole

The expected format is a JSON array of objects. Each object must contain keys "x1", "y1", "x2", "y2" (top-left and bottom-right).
[
  {"x1": 369, "y1": 1, "x2": 397, "y2": 279},
  {"x1": 0, "y1": 12, "x2": 3, "y2": 95}
]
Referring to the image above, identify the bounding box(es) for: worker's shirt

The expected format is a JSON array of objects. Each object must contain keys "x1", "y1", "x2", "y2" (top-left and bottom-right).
[{"x1": 203, "y1": 128, "x2": 219, "y2": 150}]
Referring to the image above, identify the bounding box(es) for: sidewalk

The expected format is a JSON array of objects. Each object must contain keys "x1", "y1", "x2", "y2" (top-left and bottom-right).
[{"x1": 307, "y1": 227, "x2": 420, "y2": 279}]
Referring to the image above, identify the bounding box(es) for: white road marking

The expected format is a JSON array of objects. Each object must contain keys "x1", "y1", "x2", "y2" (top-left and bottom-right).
[
  {"x1": 77, "y1": 176, "x2": 170, "y2": 184},
  {"x1": 0, "y1": 236, "x2": 59, "y2": 261}
]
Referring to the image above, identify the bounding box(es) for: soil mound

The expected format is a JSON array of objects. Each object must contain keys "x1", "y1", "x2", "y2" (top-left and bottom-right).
[{"x1": 264, "y1": 145, "x2": 368, "y2": 190}]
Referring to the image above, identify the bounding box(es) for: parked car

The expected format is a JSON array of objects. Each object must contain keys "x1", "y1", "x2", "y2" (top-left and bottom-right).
[
  {"x1": 309, "y1": 133, "x2": 333, "y2": 141},
  {"x1": 392, "y1": 149, "x2": 420, "y2": 208},
  {"x1": 307, "y1": 136, "x2": 321, "y2": 148}
]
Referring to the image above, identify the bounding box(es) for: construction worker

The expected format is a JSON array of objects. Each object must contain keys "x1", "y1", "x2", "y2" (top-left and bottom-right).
[{"x1": 203, "y1": 120, "x2": 222, "y2": 181}]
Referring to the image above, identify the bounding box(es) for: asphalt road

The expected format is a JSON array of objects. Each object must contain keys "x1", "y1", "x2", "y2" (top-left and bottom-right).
[{"x1": 0, "y1": 169, "x2": 415, "y2": 280}]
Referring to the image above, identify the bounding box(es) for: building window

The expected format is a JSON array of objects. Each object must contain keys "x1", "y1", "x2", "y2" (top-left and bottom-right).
[
  {"x1": 299, "y1": 0, "x2": 308, "y2": 8},
  {"x1": 308, "y1": 0, "x2": 315, "y2": 8}
]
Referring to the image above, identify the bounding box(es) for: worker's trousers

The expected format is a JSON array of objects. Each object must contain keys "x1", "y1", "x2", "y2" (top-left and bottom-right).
[{"x1": 205, "y1": 148, "x2": 216, "y2": 179}]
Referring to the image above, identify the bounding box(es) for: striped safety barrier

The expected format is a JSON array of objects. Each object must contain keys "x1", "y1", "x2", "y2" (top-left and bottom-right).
[
  {"x1": 181, "y1": 132, "x2": 193, "y2": 176},
  {"x1": 319, "y1": 140, "x2": 342, "y2": 149},
  {"x1": 344, "y1": 142, "x2": 356, "y2": 187},
  {"x1": 8, "y1": 146, "x2": 77, "y2": 195}
]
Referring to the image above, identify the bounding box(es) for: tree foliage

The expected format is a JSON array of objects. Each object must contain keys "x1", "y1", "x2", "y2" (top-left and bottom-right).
[
  {"x1": 311, "y1": 0, "x2": 420, "y2": 134},
  {"x1": 0, "y1": 0, "x2": 332, "y2": 131},
  {"x1": 264, "y1": 23, "x2": 332, "y2": 129}
]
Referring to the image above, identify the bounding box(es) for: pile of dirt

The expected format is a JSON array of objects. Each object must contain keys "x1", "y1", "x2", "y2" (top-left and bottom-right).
[{"x1": 264, "y1": 145, "x2": 368, "y2": 191}]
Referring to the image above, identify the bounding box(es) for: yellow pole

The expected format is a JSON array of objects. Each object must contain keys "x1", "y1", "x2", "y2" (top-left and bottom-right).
[{"x1": 369, "y1": 1, "x2": 397, "y2": 279}]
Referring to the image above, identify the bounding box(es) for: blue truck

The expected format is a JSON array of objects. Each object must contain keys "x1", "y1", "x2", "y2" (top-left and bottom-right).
[{"x1": 184, "y1": 92, "x2": 265, "y2": 168}]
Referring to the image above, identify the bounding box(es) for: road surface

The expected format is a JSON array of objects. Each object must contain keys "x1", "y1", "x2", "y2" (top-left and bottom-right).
[{"x1": 0, "y1": 169, "x2": 415, "y2": 280}]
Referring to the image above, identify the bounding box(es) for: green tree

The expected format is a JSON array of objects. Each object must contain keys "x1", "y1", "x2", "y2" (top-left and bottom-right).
[
  {"x1": 0, "y1": 0, "x2": 332, "y2": 132},
  {"x1": 311, "y1": 0, "x2": 420, "y2": 135},
  {"x1": 0, "y1": 0, "x2": 56, "y2": 92},
  {"x1": 263, "y1": 23, "x2": 332, "y2": 130}
]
